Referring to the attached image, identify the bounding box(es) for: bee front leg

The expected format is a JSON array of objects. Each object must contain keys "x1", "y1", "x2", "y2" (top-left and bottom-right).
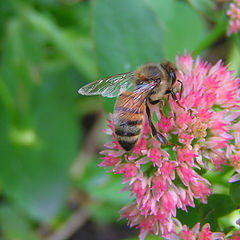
[
  {"x1": 170, "y1": 91, "x2": 185, "y2": 110},
  {"x1": 148, "y1": 99, "x2": 165, "y2": 116},
  {"x1": 177, "y1": 80, "x2": 183, "y2": 100},
  {"x1": 145, "y1": 101, "x2": 174, "y2": 146}
]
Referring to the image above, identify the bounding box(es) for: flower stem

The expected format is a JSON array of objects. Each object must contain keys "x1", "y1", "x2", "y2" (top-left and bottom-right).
[
  {"x1": 193, "y1": 16, "x2": 228, "y2": 56},
  {"x1": 186, "y1": 0, "x2": 214, "y2": 24}
]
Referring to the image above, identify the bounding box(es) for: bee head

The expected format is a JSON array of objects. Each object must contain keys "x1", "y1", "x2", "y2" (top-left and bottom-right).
[{"x1": 161, "y1": 61, "x2": 178, "y2": 87}]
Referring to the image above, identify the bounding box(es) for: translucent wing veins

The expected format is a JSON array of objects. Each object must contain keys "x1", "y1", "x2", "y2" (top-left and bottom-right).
[{"x1": 78, "y1": 72, "x2": 136, "y2": 98}]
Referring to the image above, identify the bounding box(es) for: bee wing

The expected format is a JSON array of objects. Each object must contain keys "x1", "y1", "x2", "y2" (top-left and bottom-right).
[
  {"x1": 117, "y1": 81, "x2": 158, "y2": 124},
  {"x1": 123, "y1": 82, "x2": 157, "y2": 106},
  {"x1": 78, "y1": 72, "x2": 136, "y2": 98}
]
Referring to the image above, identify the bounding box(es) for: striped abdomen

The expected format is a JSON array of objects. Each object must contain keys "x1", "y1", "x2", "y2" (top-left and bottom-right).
[{"x1": 113, "y1": 91, "x2": 145, "y2": 151}]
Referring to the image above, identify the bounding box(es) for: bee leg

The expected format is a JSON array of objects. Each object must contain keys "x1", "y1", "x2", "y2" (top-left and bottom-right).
[
  {"x1": 177, "y1": 80, "x2": 183, "y2": 100},
  {"x1": 158, "y1": 100, "x2": 165, "y2": 116},
  {"x1": 156, "y1": 132, "x2": 175, "y2": 146},
  {"x1": 145, "y1": 101, "x2": 174, "y2": 146},
  {"x1": 170, "y1": 91, "x2": 185, "y2": 110},
  {"x1": 148, "y1": 99, "x2": 165, "y2": 116}
]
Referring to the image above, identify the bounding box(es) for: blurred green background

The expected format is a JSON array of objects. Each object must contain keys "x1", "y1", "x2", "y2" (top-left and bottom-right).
[{"x1": 0, "y1": 0, "x2": 239, "y2": 239}]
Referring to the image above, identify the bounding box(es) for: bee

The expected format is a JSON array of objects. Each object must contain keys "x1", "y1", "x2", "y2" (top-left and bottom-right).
[{"x1": 78, "y1": 61, "x2": 184, "y2": 151}]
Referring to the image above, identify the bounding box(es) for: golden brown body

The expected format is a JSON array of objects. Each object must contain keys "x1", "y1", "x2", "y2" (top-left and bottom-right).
[
  {"x1": 114, "y1": 91, "x2": 145, "y2": 151},
  {"x1": 78, "y1": 61, "x2": 184, "y2": 151},
  {"x1": 113, "y1": 62, "x2": 181, "y2": 151}
]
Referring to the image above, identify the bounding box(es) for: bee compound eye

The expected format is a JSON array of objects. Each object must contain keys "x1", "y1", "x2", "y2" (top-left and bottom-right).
[{"x1": 170, "y1": 70, "x2": 176, "y2": 85}]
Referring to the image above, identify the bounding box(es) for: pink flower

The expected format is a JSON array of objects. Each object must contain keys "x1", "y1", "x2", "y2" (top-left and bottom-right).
[
  {"x1": 228, "y1": 231, "x2": 240, "y2": 240},
  {"x1": 157, "y1": 115, "x2": 173, "y2": 133},
  {"x1": 229, "y1": 153, "x2": 240, "y2": 171},
  {"x1": 133, "y1": 137, "x2": 148, "y2": 155},
  {"x1": 227, "y1": 0, "x2": 240, "y2": 35},
  {"x1": 190, "y1": 180, "x2": 212, "y2": 203},
  {"x1": 147, "y1": 147, "x2": 161, "y2": 166},
  {"x1": 115, "y1": 163, "x2": 138, "y2": 183},
  {"x1": 172, "y1": 223, "x2": 225, "y2": 240},
  {"x1": 130, "y1": 179, "x2": 147, "y2": 202},
  {"x1": 177, "y1": 148, "x2": 197, "y2": 164},
  {"x1": 99, "y1": 53, "x2": 240, "y2": 239}
]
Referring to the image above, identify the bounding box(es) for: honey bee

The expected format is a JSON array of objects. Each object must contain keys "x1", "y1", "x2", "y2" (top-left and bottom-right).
[{"x1": 78, "y1": 62, "x2": 184, "y2": 151}]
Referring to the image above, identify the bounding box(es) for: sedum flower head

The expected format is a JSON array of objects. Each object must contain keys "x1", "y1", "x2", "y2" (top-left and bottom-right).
[
  {"x1": 99, "y1": 52, "x2": 240, "y2": 239},
  {"x1": 227, "y1": 230, "x2": 240, "y2": 240},
  {"x1": 169, "y1": 223, "x2": 225, "y2": 240},
  {"x1": 226, "y1": 0, "x2": 240, "y2": 35}
]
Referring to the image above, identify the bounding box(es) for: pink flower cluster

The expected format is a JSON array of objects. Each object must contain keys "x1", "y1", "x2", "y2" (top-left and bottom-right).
[
  {"x1": 228, "y1": 231, "x2": 240, "y2": 240},
  {"x1": 226, "y1": 0, "x2": 240, "y2": 35},
  {"x1": 169, "y1": 223, "x2": 225, "y2": 240},
  {"x1": 99, "y1": 53, "x2": 240, "y2": 239}
]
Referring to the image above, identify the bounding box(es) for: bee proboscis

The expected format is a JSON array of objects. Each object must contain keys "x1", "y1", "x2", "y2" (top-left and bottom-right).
[{"x1": 78, "y1": 61, "x2": 184, "y2": 151}]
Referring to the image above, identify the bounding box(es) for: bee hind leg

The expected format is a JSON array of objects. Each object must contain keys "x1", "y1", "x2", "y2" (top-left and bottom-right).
[
  {"x1": 156, "y1": 132, "x2": 175, "y2": 146},
  {"x1": 145, "y1": 101, "x2": 174, "y2": 146}
]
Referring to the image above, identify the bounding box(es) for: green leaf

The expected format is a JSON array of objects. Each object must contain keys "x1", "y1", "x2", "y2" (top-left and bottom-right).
[
  {"x1": 102, "y1": 97, "x2": 115, "y2": 114},
  {"x1": 77, "y1": 158, "x2": 132, "y2": 224},
  {"x1": 193, "y1": 11, "x2": 227, "y2": 55},
  {"x1": 0, "y1": 19, "x2": 78, "y2": 221},
  {"x1": 228, "y1": 38, "x2": 240, "y2": 75},
  {"x1": 199, "y1": 194, "x2": 236, "y2": 231},
  {"x1": 177, "y1": 205, "x2": 201, "y2": 229},
  {"x1": 230, "y1": 181, "x2": 240, "y2": 205},
  {"x1": 187, "y1": 0, "x2": 216, "y2": 20},
  {"x1": 0, "y1": 19, "x2": 42, "y2": 124},
  {"x1": 90, "y1": 202, "x2": 120, "y2": 224},
  {"x1": 19, "y1": 5, "x2": 97, "y2": 80},
  {"x1": 79, "y1": 159, "x2": 131, "y2": 205},
  {"x1": 218, "y1": 209, "x2": 240, "y2": 231},
  {"x1": 0, "y1": 76, "x2": 78, "y2": 221},
  {"x1": 0, "y1": 2, "x2": 13, "y2": 38},
  {"x1": 92, "y1": 0, "x2": 165, "y2": 77},
  {"x1": 0, "y1": 204, "x2": 41, "y2": 240},
  {"x1": 148, "y1": 0, "x2": 207, "y2": 60}
]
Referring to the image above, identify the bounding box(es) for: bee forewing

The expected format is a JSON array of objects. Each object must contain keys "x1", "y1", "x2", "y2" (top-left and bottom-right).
[
  {"x1": 78, "y1": 72, "x2": 136, "y2": 98},
  {"x1": 117, "y1": 81, "x2": 158, "y2": 119}
]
